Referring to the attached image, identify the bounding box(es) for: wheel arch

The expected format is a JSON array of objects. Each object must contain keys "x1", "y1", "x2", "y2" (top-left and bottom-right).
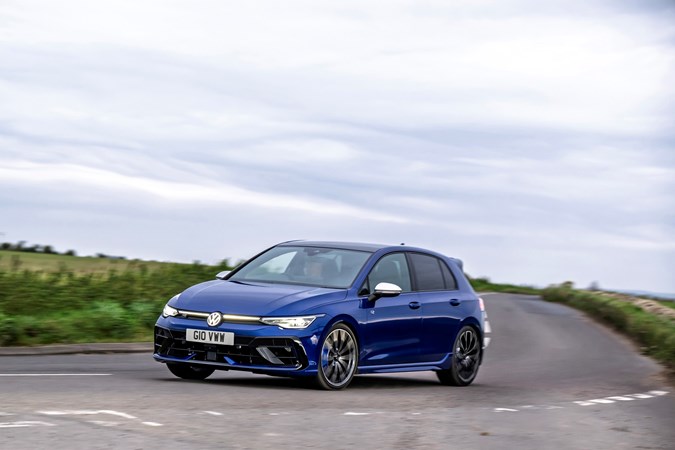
[{"x1": 320, "y1": 315, "x2": 362, "y2": 358}]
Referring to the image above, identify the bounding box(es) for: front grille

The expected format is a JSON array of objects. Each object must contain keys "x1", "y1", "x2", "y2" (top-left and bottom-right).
[{"x1": 154, "y1": 327, "x2": 307, "y2": 369}]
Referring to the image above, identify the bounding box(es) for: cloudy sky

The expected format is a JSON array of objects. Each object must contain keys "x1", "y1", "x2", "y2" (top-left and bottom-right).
[{"x1": 1, "y1": 0, "x2": 673, "y2": 293}]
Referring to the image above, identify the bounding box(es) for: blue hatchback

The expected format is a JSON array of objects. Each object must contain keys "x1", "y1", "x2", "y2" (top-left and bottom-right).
[{"x1": 154, "y1": 241, "x2": 487, "y2": 389}]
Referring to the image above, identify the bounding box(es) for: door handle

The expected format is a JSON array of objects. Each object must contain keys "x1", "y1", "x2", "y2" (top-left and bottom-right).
[
  {"x1": 408, "y1": 301, "x2": 421, "y2": 310},
  {"x1": 449, "y1": 299, "x2": 461, "y2": 307}
]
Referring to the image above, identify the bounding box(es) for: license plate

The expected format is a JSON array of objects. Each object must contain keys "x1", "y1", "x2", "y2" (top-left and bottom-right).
[{"x1": 186, "y1": 328, "x2": 234, "y2": 346}]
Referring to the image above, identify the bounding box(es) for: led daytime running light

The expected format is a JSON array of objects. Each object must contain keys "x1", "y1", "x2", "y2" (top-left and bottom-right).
[
  {"x1": 260, "y1": 315, "x2": 320, "y2": 329},
  {"x1": 162, "y1": 304, "x2": 179, "y2": 318}
]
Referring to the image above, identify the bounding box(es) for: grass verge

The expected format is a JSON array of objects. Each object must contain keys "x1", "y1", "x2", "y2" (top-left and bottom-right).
[
  {"x1": 0, "y1": 258, "x2": 233, "y2": 346},
  {"x1": 469, "y1": 277, "x2": 541, "y2": 295},
  {"x1": 658, "y1": 301, "x2": 675, "y2": 311},
  {"x1": 542, "y1": 284, "x2": 675, "y2": 377}
]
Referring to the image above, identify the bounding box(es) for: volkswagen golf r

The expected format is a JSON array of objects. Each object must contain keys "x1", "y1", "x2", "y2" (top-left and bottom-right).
[{"x1": 154, "y1": 241, "x2": 488, "y2": 390}]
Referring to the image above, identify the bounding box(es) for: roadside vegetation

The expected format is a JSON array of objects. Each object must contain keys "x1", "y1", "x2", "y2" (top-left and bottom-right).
[
  {"x1": 1, "y1": 244, "x2": 673, "y2": 378},
  {"x1": 542, "y1": 283, "x2": 675, "y2": 376},
  {"x1": 0, "y1": 250, "x2": 179, "y2": 274},
  {"x1": 0, "y1": 246, "x2": 539, "y2": 347},
  {"x1": 468, "y1": 276, "x2": 541, "y2": 295},
  {"x1": 0, "y1": 250, "x2": 233, "y2": 346},
  {"x1": 658, "y1": 301, "x2": 675, "y2": 311}
]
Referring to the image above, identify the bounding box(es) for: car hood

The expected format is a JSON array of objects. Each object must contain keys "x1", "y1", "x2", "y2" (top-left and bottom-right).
[{"x1": 173, "y1": 280, "x2": 347, "y2": 316}]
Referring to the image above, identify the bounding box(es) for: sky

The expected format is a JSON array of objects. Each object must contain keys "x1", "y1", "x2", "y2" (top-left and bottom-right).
[{"x1": 0, "y1": 0, "x2": 674, "y2": 293}]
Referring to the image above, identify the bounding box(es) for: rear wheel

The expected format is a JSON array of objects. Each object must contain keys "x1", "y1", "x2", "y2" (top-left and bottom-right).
[
  {"x1": 437, "y1": 325, "x2": 481, "y2": 386},
  {"x1": 316, "y1": 324, "x2": 358, "y2": 390},
  {"x1": 167, "y1": 363, "x2": 215, "y2": 380}
]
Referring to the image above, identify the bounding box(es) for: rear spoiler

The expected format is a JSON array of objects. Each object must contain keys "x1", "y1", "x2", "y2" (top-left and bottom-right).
[{"x1": 449, "y1": 257, "x2": 464, "y2": 271}]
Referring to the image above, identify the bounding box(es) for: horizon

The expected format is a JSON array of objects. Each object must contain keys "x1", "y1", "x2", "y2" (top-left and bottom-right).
[{"x1": 1, "y1": 241, "x2": 674, "y2": 299}]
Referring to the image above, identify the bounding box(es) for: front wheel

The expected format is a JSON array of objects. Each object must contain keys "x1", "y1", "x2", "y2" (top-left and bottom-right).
[
  {"x1": 166, "y1": 363, "x2": 215, "y2": 380},
  {"x1": 316, "y1": 324, "x2": 359, "y2": 390},
  {"x1": 437, "y1": 325, "x2": 481, "y2": 386}
]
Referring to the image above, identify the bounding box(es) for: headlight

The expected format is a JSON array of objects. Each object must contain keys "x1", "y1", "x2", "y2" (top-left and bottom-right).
[
  {"x1": 162, "y1": 304, "x2": 179, "y2": 318},
  {"x1": 260, "y1": 315, "x2": 321, "y2": 329}
]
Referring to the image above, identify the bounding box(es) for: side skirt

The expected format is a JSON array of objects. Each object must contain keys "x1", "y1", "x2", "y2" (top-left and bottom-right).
[{"x1": 357, "y1": 354, "x2": 452, "y2": 374}]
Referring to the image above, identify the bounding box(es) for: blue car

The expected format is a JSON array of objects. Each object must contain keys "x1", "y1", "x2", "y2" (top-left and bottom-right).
[{"x1": 154, "y1": 241, "x2": 488, "y2": 390}]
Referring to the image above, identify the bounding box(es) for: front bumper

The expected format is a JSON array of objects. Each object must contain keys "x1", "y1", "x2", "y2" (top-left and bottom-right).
[
  {"x1": 153, "y1": 315, "x2": 322, "y2": 375},
  {"x1": 155, "y1": 326, "x2": 309, "y2": 369}
]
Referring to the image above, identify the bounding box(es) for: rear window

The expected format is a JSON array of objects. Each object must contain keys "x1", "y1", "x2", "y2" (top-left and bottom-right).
[
  {"x1": 409, "y1": 253, "x2": 445, "y2": 291},
  {"x1": 440, "y1": 261, "x2": 458, "y2": 290}
]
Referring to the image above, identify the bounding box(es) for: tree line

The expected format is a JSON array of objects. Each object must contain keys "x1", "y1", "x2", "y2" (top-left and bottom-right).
[{"x1": 0, "y1": 241, "x2": 116, "y2": 258}]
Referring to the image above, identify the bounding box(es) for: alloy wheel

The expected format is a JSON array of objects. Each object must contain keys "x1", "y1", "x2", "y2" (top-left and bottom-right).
[
  {"x1": 319, "y1": 326, "x2": 357, "y2": 389},
  {"x1": 454, "y1": 328, "x2": 480, "y2": 382}
]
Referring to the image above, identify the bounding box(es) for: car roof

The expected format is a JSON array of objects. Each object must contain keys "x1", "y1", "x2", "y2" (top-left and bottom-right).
[
  {"x1": 276, "y1": 240, "x2": 389, "y2": 252},
  {"x1": 276, "y1": 240, "x2": 463, "y2": 268}
]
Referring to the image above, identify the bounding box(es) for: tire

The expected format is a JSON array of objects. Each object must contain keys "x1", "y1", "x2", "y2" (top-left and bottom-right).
[
  {"x1": 316, "y1": 323, "x2": 359, "y2": 390},
  {"x1": 437, "y1": 325, "x2": 481, "y2": 386},
  {"x1": 167, "y1": 363, "x2": 215, "y2": 380}
]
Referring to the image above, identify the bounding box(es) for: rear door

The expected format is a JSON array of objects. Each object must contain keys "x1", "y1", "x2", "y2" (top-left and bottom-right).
[{"x1": 408, "y1": 253, "x2": 468, "y2": 363}]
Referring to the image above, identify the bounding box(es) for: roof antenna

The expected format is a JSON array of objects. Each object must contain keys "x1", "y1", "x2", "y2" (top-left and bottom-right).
[{"x1": 400, "y1": 242, "x2": 405, "y2": 245}]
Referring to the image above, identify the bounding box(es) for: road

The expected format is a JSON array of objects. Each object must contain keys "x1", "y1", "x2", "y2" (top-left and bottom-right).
[{"x1": 1, "y1": 293, "x2": 673, "y2": 449}]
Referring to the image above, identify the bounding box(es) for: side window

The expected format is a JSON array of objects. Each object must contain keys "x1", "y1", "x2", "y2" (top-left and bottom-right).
[
  {"x1": 409, "y1": 253, "x2": 445, "y2": 291},
  {"x1": 366, "y1": 253, "x2": 412, "y2": 292},
  {"x1": 440, "y1": 261, "x2": 458, "y2": 290}
]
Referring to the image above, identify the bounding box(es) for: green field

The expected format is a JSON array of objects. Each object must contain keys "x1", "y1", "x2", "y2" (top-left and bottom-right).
[
  {"x1": 0, "y1": 250, "x2": 189, "y2": 274},
  {"x1": 0, "y1": 250, "x2": 233, "y2": 346},
  {"x1": 0, "y1": 250, "x2": 538, "y2": 347},
  {"x1": 659, "y1": 300, "x2": 675, "y2": 311},
  {"x1": 1, "y1": 249, "x2": 673, "y2": 376},
  {"x1": 468, "y1": 277, "x2": 541, "y2": 295}
]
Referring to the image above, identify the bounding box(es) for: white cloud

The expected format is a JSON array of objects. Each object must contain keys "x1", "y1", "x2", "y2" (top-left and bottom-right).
[
  {"x1": 0, "y1": 0, "x2": 673, "y2": 292},
  {"x1": 0, "y1": 159, "x2": 411, "y2": 224}
]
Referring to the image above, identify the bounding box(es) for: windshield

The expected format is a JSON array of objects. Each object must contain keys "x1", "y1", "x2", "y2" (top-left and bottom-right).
[{"x1": 229, "y1": 246, "x2": 372, "y2": 289}]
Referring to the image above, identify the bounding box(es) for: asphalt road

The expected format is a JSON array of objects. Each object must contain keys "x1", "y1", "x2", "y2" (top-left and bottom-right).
[{"x1": 1, "y1": 293, "x2": 673, "y2": 449}]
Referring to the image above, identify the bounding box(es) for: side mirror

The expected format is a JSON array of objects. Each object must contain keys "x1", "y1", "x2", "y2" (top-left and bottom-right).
[
  {"x1": 368, "y1": 282, "x2": 402, "y2": 302},
  {"x1": 216, "y1": 271, "x2": 231, "y2": 280}
]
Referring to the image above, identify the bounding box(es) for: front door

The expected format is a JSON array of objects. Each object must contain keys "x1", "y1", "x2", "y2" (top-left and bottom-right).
[{"x1": 360, "y1": 253, "x2": 423, "y2": 366}]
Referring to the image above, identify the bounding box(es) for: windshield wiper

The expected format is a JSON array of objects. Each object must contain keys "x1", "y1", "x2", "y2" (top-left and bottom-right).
[{"x1": 228, "y1": 279, "x2": 253, "y2": 285}]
